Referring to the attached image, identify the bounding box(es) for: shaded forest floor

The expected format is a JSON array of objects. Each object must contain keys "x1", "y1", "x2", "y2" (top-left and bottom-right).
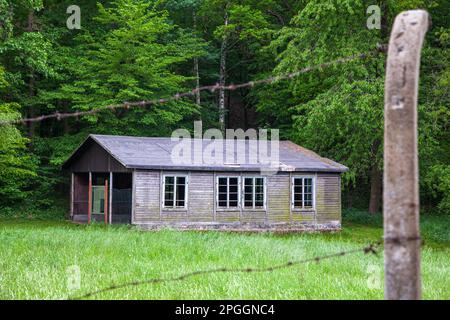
[{"x1": 0, "y1": 210, "x2": 448, "y2": 299}]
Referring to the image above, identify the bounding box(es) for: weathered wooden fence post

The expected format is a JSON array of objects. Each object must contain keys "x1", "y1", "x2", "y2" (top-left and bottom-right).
[{"x1": 384, "y1": 10, "x2": 430, "y2": 300}]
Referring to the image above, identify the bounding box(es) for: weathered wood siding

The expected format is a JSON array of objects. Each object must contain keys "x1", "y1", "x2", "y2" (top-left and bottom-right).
[
  {"x1": 266, "y1": 173, "x2": 290, "y2": 223},
  {"x1": 315, "y1": 174, "x2": 341, "y2": 224},
  {"x1": 133, "y1": 171, "x2": 160, "y2": 223},
  {"x1": 133, "y1": 170, "x2": 341, "y2": 226},
  {"x1": 188, "y1": 172, "x2": 215, "y2": 222}
]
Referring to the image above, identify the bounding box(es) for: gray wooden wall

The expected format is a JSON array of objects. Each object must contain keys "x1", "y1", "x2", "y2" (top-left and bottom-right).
[{"x1": 132, "y1": 170, "x2": 341, "y2": 228}]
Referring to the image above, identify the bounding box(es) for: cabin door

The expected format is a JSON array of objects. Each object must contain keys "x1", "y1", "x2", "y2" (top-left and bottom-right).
[{"x1": 92, "y1": 185, "x2": 105, "y2": 215}]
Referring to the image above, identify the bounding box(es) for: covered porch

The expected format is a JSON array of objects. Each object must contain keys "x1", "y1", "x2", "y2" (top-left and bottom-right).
[{"x1": 71, "y1": 172, "x2": 132, "y2": 224}]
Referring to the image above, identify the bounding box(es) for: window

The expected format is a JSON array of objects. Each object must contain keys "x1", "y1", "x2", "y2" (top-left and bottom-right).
[
  {"x1": 243, "y1": 177, "x2": 265, "y2": 209},
  {"x1": 292, "y1": 177, "x2": 314, "y2": 209},
  {"x1": 217, "y1": 177, "x2": 240, "y2": 209},
  {"x1": 163, "y1": 175, "x2": 187, "y2": 209}
]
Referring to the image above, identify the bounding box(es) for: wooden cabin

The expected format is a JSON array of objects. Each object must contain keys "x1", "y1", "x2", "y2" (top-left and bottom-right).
[{"x1": 62, "y1": 134, "x2": 348, "y2": 231}]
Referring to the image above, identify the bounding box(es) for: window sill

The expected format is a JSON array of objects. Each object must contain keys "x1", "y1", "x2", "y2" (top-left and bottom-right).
[
  {"x1": 215, "y1": 208, "x2": 267, "y2": 212},
  {"x1": 161, "y1": 208, "x2": 188, "y2": 212},
  {"x1": 292, "y1": 209, "x2": 315, "y2": 214}
]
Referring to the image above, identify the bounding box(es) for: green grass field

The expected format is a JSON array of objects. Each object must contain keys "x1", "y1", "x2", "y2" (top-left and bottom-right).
[{"x1": 0, "y1": 210, "x2": 448, "y2": 300}]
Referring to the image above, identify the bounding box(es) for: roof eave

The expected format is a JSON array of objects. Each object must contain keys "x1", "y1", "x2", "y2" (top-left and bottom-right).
[{"x1": 125, "y1": 164, "x2": 347, "y2": 173}]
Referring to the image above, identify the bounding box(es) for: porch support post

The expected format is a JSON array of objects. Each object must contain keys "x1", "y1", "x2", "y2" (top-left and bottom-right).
[
  {"x1": 104, "y1": 179, "x2": 108, "y2": 224},
  {"x1": 109, "y1": 172, "x2": 113, "y2": 224},
  {"x1": 88, "y1": 172, "x2": 92, "y2": 224},
  {"x1": 70, "y1": 172, "x2": 74, "y2": 218}
]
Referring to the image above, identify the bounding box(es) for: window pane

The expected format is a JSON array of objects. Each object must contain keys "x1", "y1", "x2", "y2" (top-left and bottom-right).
[
  {"x1": 164, "y1": 176, "x2": 174, "y2": 208},
  {"x1": 177, "y1": 177, "x2": 186, "y2": 185},
  {"x1": 255, "y1": 184, "x2": 264, "y2": 194},
  {"x1": 292, "y1": 177, "x2": 314, "y2": 209},
  {"x1": 176, "y1": 200, "x2": 185, "y2": 207},
  {"x1": 255, "y1": 190, "x2": 264, "y2": 205},
  {"x1": 255, "y1": 178, "x2": 264, "y2": 186},
  {"x1": 229, "y1": 201, "x2": 238, "y2": 207},
  {"x1": 244, "y1": 181, "x2": 253, "y2": 207},
  {"x1": 165, "y1": 191, "x2": 174, "y2": 199},
  {"x1": 164, "y1": 190, "x2": 174, "y2": 208},
  {"x1": 164, "y1": 176, "x2": 187, "y2": 208},
  {"x1": 165, "y1": 176, "x2": 174, "y2": 185},
  {"x1": 217, "y1": 177, "x2": 241, "y2": 208},
  {"x1": 164, "y1": 186, "x2": 174, "y2": 207},
  {"x1": 165, "y1": 184, "x2": 174, "y2": 193},
  {"x1": 176, "y1": 185, "x2": 185, "y2": 201},
  {"x1": 304, "y1": 179, "x2": 312, "y2": 196},
  {"x1": 294, "y1": 201, "x2": 302, "y2": 208},
  {"x1": 229, "y1": 184, "x2": 238, "y2": 193},
  {"x1": 244, "y1": 201, "x2": 253, "y2": 207}
]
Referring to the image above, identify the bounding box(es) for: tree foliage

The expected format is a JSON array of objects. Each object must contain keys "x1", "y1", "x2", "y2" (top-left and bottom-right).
[
  {"x1": 0, "y1": 66, "x2": 36, "y2": 207},
  {"x1": 0, "y1": 0, "x2": 448, "y2": 215}
]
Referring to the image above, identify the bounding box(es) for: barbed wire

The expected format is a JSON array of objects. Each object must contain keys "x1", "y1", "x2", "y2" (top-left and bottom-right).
[
  {"x1": 70, "y1": 240, "x2": 382, "y2": 300},
  {"x1": 0, "y1": 44, "x2": 387, "y2": 126}
]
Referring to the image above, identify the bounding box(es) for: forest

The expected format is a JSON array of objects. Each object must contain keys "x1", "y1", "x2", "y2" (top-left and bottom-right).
[{"x1": 0, "y1": 0, "x2": 448, "y2": 218}]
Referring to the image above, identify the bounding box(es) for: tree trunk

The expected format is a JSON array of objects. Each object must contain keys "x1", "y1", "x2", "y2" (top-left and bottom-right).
[
  {"x1": 27, "y1": 10, "x2": 36, "y2": 138},
  {"x1": 380, "y1": 1, "x2": 389, "y2": 41},
  {"x1": 27, "y1": 70, "x2": 36, "y2": 138},
  {"x1": 368, "y1": 164, "x2": 382, "y2": 213},
  {"x1": 193, "y1": 11, "x2": 201, "y2": 110},
  {"x1": 62, "y1": 100, "x2": 70, "y2": 134},
  {"x1": 347, "y1": 185, "x2": 353, "y2": 209},
  {"x1": 218, "y1": 11, "x2": 228, "y2": 132}
]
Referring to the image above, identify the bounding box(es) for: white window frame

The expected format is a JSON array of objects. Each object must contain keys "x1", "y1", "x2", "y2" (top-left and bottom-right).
[
  {"x1": 162, "y1": 174, "x2": 188, "y2": 209},
  {"x1": 291, "y1": 175, "x2": 316, "y2": 210},
  {"x1": 242, "y1": 176, "x2": 267, "y2": 210},
  {"x1": 216, "y1": 176, "x2": 241, "y2": 210}
]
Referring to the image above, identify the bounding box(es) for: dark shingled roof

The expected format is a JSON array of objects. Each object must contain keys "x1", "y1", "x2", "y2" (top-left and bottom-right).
[{"x1": 63, "y1": 134, "x2": 348, "y2": 173}]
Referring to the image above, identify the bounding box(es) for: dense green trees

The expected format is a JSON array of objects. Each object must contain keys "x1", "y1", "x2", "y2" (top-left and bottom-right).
[
  {"x1": 254, "y1": 0, "x2": 449, "y2": 212},
  {"x1": 0, "y1": 0, "x2": 448, "y2": 215},
  {"x1": 0, "y1": 66, "x2": 36, "y2": 207},
  {"x1": 51, "y1": 0, "x2": 206, "y2": 135}
]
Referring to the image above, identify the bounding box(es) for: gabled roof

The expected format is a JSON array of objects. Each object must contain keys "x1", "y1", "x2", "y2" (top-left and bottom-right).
[{"x1": 63, "y1": 134, "x2": 348, "y2": 173}]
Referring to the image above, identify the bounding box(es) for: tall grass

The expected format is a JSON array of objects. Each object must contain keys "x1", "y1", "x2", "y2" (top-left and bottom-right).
[{"x1": 0, "y1": 211, "x2": 448, "y2": 300}]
